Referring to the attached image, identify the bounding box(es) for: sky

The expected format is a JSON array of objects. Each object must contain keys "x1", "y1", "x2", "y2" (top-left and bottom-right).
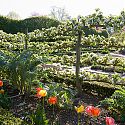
[{"x1": 0, "y1": 0, "x2": 125, "y2": 19}]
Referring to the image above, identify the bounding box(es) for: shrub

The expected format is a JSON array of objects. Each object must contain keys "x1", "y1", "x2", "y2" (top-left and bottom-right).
[
  {"x1": 0, "y1": 16, "x2": 60, "y2": 34},
  {"x1": 0, "y1": 50, "x2": 43, "y2": 94},
  {"x1": 20, "y1": 16, "x2": 60, "y2": 33},
  {"x1": 100, "y1": 89, "x2": 125, "y2": 123},
  {"x1": 0, "y1": 16, "x2": 20, "y2": 33}
]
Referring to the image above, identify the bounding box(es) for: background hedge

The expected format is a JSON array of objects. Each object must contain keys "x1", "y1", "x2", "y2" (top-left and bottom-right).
[{"x1": 0, "y1": 16, "x2": 60, "y2": 34}]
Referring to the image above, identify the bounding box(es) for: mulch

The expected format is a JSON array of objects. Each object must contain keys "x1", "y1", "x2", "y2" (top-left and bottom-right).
[{"x1": 8, "y1": 92, "x2": 107, "y2": 125}]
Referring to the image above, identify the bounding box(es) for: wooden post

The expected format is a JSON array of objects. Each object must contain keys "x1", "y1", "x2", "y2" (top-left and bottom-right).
[
  {"x1": 24, "y1": 28, "x2": 28, "y2": 50},
  {"x1": 76, "y1": 30, "x2": 83, "y2": 96}
]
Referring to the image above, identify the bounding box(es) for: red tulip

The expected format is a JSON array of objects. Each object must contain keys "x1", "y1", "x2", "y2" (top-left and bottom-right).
[
  {"x1": 85, "y1": 106, "x2": 101, "y2": 117},
  {"x1": 91, "y1": 107, "x2": 101, "y2": 117},
  {"x1": 36, "y1": 88, "x2": 43, "y2": 98},
  {"x1": 106, "y1": 117, "x2": 115, "y2": 125},
  {"x1": 48, "y1": 96, "x2": 57, "y2": 105},
  {"x1": 85, "y1": 106, "x2": 94, "y2": 116},
  {"x1": 0, "y1": 80, "x2": 3, "y2": 87},
  {"x1": 36, "y1": 87, "x2": 42, "y2": 92}
]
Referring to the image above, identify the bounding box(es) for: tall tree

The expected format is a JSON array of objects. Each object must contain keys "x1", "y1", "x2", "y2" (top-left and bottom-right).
[{"x1": 49, "y1": 6, "x2": 71, "y2": 21}]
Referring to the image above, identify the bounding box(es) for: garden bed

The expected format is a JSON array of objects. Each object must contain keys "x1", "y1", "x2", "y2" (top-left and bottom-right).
[{"x1": 7, "y1": 91, "x2": 107, "y2": 125}]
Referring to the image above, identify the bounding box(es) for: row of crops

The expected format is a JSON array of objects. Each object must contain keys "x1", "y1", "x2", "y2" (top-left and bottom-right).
[
  {"x1": 42, "y1": 67, "x2": 123, "y2": 97},
  {"x1": 1, "y1": 29, "x2": 125, "y2": 53}
]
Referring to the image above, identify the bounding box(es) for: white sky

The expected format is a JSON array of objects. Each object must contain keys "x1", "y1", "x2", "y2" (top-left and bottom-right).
[{"x1": 0, "y1": 0, "x2": 125, "y2": 19}]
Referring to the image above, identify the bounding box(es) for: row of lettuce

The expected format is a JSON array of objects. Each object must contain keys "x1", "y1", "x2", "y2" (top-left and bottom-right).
[{"x1": 1, "y1": 30, "x2": 125, "y2": 53}]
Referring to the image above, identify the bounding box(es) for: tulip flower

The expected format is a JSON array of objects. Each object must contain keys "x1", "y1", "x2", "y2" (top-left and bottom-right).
[
  {"x1": 0, "y1": 80, "x2": 3, "y2": 87},
  {"x1": 48, "y1": 96, "x2": 57, "y2": 105},
  {"x1": 106, "y1": 117, "x2": 115, "y2": 125},
  {"x1": 75, "y1": 105, "x2": 84, "y2": 113},
  {"x1": 36, "y1": 89, "x2": 47, "y2": 98},
  {"x1": 85, "y1": 106, "x2": 94, "y2": 116},
  {"x1": 91, "y1": 107, "x2": 101, "y2": 117},
  {"x1": 36, "y1": 87, "x2": 42, "y2": 92},
  {"x1": 48, "y1": 96, "x2": 58, "y2": 123},
  {"x1": 75, "y1": 105, "x2": 84, "y2": 125},
  {"x1": 85, "y1": 106, "x2": 101, "y2": 117}
]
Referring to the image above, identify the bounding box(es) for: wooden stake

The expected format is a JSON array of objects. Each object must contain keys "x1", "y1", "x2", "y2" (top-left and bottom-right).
[{"x1": 76, "y1": 30, "x2": 83, "y2": 96}]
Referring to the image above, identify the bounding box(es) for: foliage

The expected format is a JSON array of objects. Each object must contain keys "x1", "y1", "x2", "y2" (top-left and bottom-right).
[
  {"x1": 20, "y1": 16, "x2": 60, "y2": 33},
  {"x1": 41, "y1": 68, "x2": 120, "y2": 97},
  {"x1": 0, "y1": 16, "x2": 60, "y2": 34},
  {"x1": 1, "y1": 29, "x2": 125, "y2": 53},
  {"x1": 0, "y1": 50, "x2": 13, "y2": 79},
  {"x1": 0, "y1": 16, "x2": 20, "y2": 34},
  {"x1": 0, "y1": 93, "x2": 11, "y2": 109},
  {"x1": 47, "y1": 82, "x2": 76, "y2": 109},
  {"x1": 0, "y1": 50, "x2": 43, "y2": 94},
  {"x1": 0, "y1": 107, "x2": 23, "y2": 125},
  {"x1": 100, "y1": 89, "x2": 125, "y2": 122},
  {"x1": 29, "y1": 103, "x2": 49, "y2": 125}
]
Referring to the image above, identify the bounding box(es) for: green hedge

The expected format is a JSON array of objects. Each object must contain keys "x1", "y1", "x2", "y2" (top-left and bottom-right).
[
  {"x1": 0, "y1": 16, "x2": 20, "y2": 33},
  {"x1": 0, "y1": 16, "x2": 60, "y2": 34},
  {"x1": 20, "y1": 16, "x2": 60, "y2": 33}
]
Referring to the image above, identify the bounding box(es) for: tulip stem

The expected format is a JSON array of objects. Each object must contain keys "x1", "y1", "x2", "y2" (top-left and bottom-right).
[
  {"x1": 53, "y1": 104, "x2": 55, "y2": 116},
  {"x1": 86, "y1": 116, "x2": 90, "y2": 125},
  {"x1": 42, "y1": 97, "x2": 44, "y2": 109},
  {"x1": 53, "y1": 104, "x2": 55, "y2": 125},
  {"x1": 93, "y1": 117, "x2": 97, "y2": 125},
  {"x1": 78, "y1": 113, "x2": 80, "y2": 125}
]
